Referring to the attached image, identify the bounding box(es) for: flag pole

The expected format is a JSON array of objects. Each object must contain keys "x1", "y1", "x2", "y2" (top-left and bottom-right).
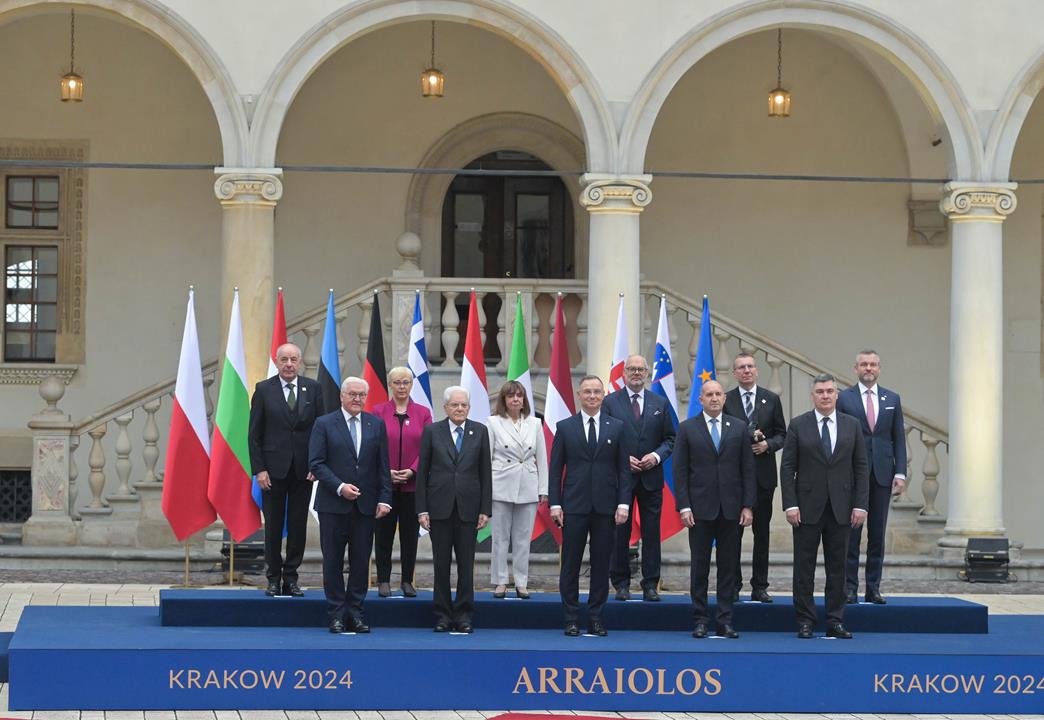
[
  {"x1": 228, "y1": 541, "x2": 235, "y2": 586},
  {"x1": 183, "y1": 543, "x2": 190, "y2": 587}
]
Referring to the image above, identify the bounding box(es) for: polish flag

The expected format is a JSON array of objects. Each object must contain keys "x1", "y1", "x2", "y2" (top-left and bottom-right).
[
  {"x1": 533, "y1": 294, "x2": 571, "y2": 544},
  {"x1": 609, "y1": 294, "x2": 628, "y2": 392},
  {"x1": 460, "y1": 290, "x2": 490, "y2": 422}
]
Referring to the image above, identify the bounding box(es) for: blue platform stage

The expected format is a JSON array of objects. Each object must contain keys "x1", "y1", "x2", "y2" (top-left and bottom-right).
[{"x1": 8, "y1": 591, "x2": 1044, "y2": 713}]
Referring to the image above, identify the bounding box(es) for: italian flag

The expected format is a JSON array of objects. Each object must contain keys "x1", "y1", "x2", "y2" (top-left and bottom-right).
[
  {"x1": 460, "y1": 290, "x2": 489, "y2": 423},
  {"x1": 506, "y1": 293, "x2": 534, "y2": 412},
  {"x1": 161, "y1": 288, "x2": 216, "y2": 541},
  {"x1": 207, "y1": 289, "x2": 262, "y2": 542}
]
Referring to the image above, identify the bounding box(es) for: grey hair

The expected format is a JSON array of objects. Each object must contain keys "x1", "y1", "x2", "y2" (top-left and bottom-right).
[
  {"x1": 855, "y1": 349, "x2": 880, "y2": 362},
  {"x1": 341, "y1": 376, "x2": 369, "y2": 392},
  {"x1": 810, "y1": 373, "x2": 836, "y2": 388},
  {"x1": 443, "y1": 385, "x2": 470, "y2": 403}
]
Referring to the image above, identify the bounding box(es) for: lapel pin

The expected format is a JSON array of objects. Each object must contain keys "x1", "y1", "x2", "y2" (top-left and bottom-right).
[
  {"x1": 881, "y1": 396, "x2": 887, "y2": 401},
  {"x1": 405, "y1": 419, "x2": 410, "y2": 425},
  {"x1": 725, "y1": 422, "x2": 731, "y2": 427},
  {"x1": 607, "y1": 438, "x2": 612, "y2": 444},
  {"x1": 468, "y1": 430, "x2": 474, "y2": 435},
  {"x1": 301, "y1": 387, "x2": 306, "y2": 392},
  {"x1": 760, "y1": 398, "x2": 765, "y2": 404}
]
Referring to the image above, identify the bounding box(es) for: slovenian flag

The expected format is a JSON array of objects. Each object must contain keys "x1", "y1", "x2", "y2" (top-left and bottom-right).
[
  {"x1": 650, "y1": 295, "x2": 686, "y2": 541},
  {"x1": 408, "y1": 291, "x2": 433, "y2": 411}
]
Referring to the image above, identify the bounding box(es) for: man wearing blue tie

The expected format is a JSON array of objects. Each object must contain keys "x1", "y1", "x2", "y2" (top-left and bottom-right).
[{"x1": 837, "y1": 350, "x2": 907, "y2": 605}]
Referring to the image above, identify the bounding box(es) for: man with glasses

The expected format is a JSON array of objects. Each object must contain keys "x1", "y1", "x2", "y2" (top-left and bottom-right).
[
  {"x1": 602, "y1": 354, "x2": 675, "y2": 601},
  {"x1": 723, "y1": 352, "x2": 787, "y2": 603}
]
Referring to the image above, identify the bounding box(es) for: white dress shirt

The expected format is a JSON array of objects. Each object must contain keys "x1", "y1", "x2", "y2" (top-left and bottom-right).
[
  {"x1": 337, "y1": 407, "x2": 390, "y2": 510},
  {"x1": 551, "y1": 411, "x2": 628, "y2": 513},
  {"x1": 857, "y1": 382, "x2": 904, "y2": 481},
  {"x1": 282, "y1": 378, "x2": 297, "y2": 402},
  {"x1": 678, "y1": 412, "x2": 725, "y2": 514}
]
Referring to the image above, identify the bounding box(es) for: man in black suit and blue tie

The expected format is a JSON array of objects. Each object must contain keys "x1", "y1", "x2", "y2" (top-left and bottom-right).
[
  {"x1": 781, "y1": 374, "x2": 868, "y2": 639},
  {"x1": 674, "y1": 380, "x2": 754, "y2": 639},
  {"x1": 309, "y1": 377, "x2": 392, "y2": 634},
  {"x1": 603, "y1": 354, "x2": 676, "y2": 601},
  {"x1": 837, "y1": 350, "x2": 907, "y2": 605},
  {"x1": 549, "y1": 375, "x2": 634, "y2": 637}
]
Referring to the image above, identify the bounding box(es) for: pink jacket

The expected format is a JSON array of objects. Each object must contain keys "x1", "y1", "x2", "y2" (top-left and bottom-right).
[{"x1": 371, "y1": 399, "x2": 433, "y2": 492}]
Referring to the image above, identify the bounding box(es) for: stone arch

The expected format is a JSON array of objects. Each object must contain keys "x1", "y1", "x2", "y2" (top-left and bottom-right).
[
  {"x1": 250, "y1": 0, "x2": 614, "y2": 174},
  {"x1": 619, "y1": 0, "x2": 981, "y2": 180},
  {"x1": 405, "y1": 112, "x2": 588, "y2": 278},
  {"x1": 0, "y1": 0, "x2": 249, "y2": 166},
  {"x1": 986, "y1": 50, "x2": 1044, "y2": 182}
]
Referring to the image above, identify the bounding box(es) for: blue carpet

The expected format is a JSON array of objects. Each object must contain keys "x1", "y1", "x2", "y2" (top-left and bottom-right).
[{"x1": 158, "y1": 589, "x2": 988, "y2": 633}]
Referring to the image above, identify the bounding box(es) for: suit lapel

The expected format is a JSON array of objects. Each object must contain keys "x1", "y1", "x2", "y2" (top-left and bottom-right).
[
  {"x1": 694, "y1": 415, "x2": 718, "y2": 455},
  {"x1": 442, "y1": 421, "x2": 460, "y2": 463},
  {"x1": 335, "y1": 412, "x2": 358, "y2": 461},
  {"x1": 593, "y1": 417, "x2": 614, "y2": 458}
]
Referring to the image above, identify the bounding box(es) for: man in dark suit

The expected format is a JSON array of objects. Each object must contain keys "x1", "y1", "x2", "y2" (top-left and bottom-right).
[
  {"x1": 549, "y1": 375, "x2": 633, "y2": 637},
  {"x1": 781, "y1": 373, "x2": 869, "y2": 639},
  {"x1": 248, "y1": 342, "x2": 325, "y2": 597},
  {"x1": 837, "y1": 349, "x2": 907, "y2": 605},
  {"x1": 674, "y1": 380, "x2": 755, "y2": 639},
  {"x1": 416, "y1": 386, "x2": 492, "y2": 634},
  {"x1": 309, "y1": 377, "x2": 392, "y2": 634},
  {"x1": 603, "y1": 354, "x2": 675, "y2": 601},
  {"x1": 723, "y1": 352, "x2": 787, "y2": 603}
]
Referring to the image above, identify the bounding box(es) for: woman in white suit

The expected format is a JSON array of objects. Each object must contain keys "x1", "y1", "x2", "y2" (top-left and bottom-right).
[{"x1": 487, "y1": 380, "x2": 548, "y2": 598}]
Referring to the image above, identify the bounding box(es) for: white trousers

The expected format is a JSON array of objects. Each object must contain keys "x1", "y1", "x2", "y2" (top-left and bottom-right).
[{"x1": 490, "y1": 500, "x2": 538, "y2": 587}]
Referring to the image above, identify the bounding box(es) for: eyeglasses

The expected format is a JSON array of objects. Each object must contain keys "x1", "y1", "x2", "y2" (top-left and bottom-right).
[
  {"x1": 390, "y1": 379, "x2": 412, "y2": 386},
  {"x1": 343, "y1": 391, "x2": 367, "y2": 399},
  {"x1": 734, "y1": 364, "x2": 756, "y2": 371},
  {"x1": 624, "y1": 366, "x2": 647, "y2": 374}
]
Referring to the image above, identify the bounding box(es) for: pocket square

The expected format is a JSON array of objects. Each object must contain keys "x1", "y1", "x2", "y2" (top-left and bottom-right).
[
  {"x1": 654, "y1": 409, "x2": 662, "y2": 415},
  {"x1": 885, "y1": 406, "x2": 895, "y2": 410}
]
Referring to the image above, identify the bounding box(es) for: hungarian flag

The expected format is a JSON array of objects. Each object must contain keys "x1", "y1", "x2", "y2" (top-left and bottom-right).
[
  {"x1": 362, "y1": 292, "x2": 388, "y2": 411},
  {"x1": 161, "y1": 288, "x2": 216, "y2": 541},
  {"x1": 609, "y1": 294, "x2": 628, "y2": 392},
  {"x1": 650, "y1": 295, "x2": 686, "y2": 541},
  {"x1": 207, "y1": 289, "x2": 262, "y2": 542},
  {"x1": 317, "y1": 290, "x2": 341, "y2": 413},
  {"x1": 533, "y1": 294, "x2": 571, "y2": 545},
  {"x1": 460, "y1": 290, "x2": 489, "y2": 423},
  {"x1": 506, "y1": 293, "x2": 535, "y2": 412}
]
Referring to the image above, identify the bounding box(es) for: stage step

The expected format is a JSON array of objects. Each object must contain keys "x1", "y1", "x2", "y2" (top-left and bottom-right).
[{"x1": 158, "y1": 589, "x2": 988, "y2": 634}]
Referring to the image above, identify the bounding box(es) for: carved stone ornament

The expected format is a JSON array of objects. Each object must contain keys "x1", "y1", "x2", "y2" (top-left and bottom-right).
[
  {"x1": 214, "y1": 170, "x2": 284, "y2": 206},
  {"x1": 940, "y1": 183, "x2": 1017, "y2": 222},
  {"x1": 580, "y1": 175, "x2": 653, "y2": 214},
  {"x1": 35, "y1": 437, "x2": 68, "y2": 512},
  {"x1": 0, "y1": 364, "x2": 78, "y2": 386}
]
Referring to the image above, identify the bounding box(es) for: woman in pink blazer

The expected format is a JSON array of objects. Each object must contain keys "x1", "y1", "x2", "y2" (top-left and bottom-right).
[{"x1": 372, "y1": 366, "x2": 433, "y2": 597}]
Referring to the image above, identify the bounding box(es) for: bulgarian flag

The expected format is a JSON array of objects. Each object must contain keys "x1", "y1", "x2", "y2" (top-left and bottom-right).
[
  {"x1": 207, "y1": 289, "x2": 262, "y2": 542},
  {"x1": 533, "y1": 293, "x2": 571, "y2": 545},
  {"x1": 506, "y1": 292, "x2": 535, "y2": 412},
  {"x1": 161, "y1": 287, "x2": 216, "y2": 541},
  {"x1": 609, "y1": 293, "x2": 628, "y2": 392},
  {"x1": 460, "y1": 290, "x2": 489, "y2": 423}
]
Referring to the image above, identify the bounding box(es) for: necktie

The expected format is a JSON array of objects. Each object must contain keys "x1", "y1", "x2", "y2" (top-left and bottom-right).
[
  {"x1": 865, "y1": 389, "x2": 876, "y2": 432},
  {"x1": 286, "y1": 383, "x2": 296, "y2": 411},
  {"x1": 821, "y1": 417, "x2": 832, "y2": 457},
  {"x1": 709, "y1": 417, "x2": 720, "y2": 450},
  {"x1": 743, "y1": 391, "x2": 754, "y2": 420},
  {"x1": 454, "y1": 425, "x2": 463, "y2": 452},
  {"x1": 348, "y1": 415, "x2": 359, "y2": 455},
  {"x1": 631, "y1": 394, "x2": 641, "y2": 421},
  {"x1": 587, "y1": 417, "x2": 597, "y2": 452}
]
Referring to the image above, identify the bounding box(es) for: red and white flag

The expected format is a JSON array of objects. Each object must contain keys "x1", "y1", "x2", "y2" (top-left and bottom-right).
[
  {"x1": 533, "y1": 294, "x2": 572, "y2": 544},
  {"x1": 161, "y1": 288, "x2": 216, "y2": 541},
  {"x1": 609, "y1": 294, "x2": 628, "y2": 392},
  {"x1": 460, "y1": 290, "x2": 490, "y2": 422},
  {"x1": 267, "y1": 288, "x2": 287, "y2": 379}
]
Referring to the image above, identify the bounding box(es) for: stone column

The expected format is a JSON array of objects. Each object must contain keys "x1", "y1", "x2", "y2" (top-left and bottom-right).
[
  {"x1": 938, "y1": 182, "x2": 1016, "y2": 549},
  {"x1": 580, "y1": 174, "x2": 651, "y2": 383},
  {"x1": 23, "y1": 375, "x2": 78, "y2": 545},
  {"x1": 214, "y1": 169, "x2": 283, "y2": 390}
]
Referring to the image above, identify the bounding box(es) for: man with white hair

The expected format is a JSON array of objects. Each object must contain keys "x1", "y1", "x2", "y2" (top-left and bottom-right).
[
  {"x1": 416, "y1": 386, "x2": 492, "y2": 634},
  {"x1": 310, "y1": 377, "x2": 392, "y2": 634}
]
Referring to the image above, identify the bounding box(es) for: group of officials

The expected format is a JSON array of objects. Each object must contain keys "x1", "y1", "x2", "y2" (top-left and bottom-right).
[{"x1": 248, "y1": 341, "x2": 905, "y2": 640}]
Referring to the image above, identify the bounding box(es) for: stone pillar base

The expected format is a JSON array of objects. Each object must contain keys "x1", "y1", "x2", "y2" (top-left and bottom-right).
[{"x1": 21, "y1": 515, "x2": 77, "y2": 545}]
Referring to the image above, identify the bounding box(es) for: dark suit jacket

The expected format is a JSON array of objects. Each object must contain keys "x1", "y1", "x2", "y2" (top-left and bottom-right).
[
  {"x1": 308, "y1": 409, "x2": 392, "y2": 516},
  {"x1": 724, "y1": 385, "x2": 786, "y2": 490},
  {"x1": 673, "y1": 413, "x2": 756, "y2": 521},
  {"x1": 248, "y1": 375, "x2": 324, "y2": 481},
  {"x1": 837, "y1": 384, "x2": 907, "y2": 487},
  {"x1": 548, "y1": 413, "x2": 634, "y2": 515},
  {"x1": 780, "y1": 411, "x2": 870, "y2": 525},
  {"x1": 415, "y1": 419, "x2": 493, "y2": 522},
  {"x1": 602, "y1": 388, "x2": 676, "y2": 490}
]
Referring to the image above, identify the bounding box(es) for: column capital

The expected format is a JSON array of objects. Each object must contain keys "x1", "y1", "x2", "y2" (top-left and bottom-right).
[
  {"x1": 580, "y1": 174, "x2": 652, "y2": 214},
  {"x1": 940, "y1": 182, "x2": 1017, "y2": 223},
  {"x1": 214, "y1": 168, "x2": 284, "y2": 207}
]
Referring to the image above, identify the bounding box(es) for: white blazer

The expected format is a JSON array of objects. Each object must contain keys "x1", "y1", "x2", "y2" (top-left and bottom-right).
[{"x1": 487, "y1": 414, "x2": 549, "y2": 503}]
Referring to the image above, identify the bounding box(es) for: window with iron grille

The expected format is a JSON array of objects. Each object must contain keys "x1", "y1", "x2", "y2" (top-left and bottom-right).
[
  {"x1": 4, "y1": 245, "x2": 59, "y2": 361},
  {"x1": 6, "y1": 176, "x2": 59, "y2": 229},
  {"x1": 0, "y1": 470, "x2": 32, "y2": 523}
]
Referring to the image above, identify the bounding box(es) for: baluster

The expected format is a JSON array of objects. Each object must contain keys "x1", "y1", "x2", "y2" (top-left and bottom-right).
[
  {"x1": 440, "y1": 291, "x2": 460, "y2": 368},
  {"x1": 765, "y1": 354, "x2": 784, "y2": 396},
  {"x1": 919, "y1": 433, "x2": 941, "y2": 516},
  {"x1": 575, "y1": 294, "x2": 588, "y2": 369},
  {"x1": 301, "y1": 326, "x2": 320, "y2": 379},
  {"x1": 141, "y1": 397, "x2": 161, "y2": 485},
  {"x1": 336, "y1": 310, "x2": 349, "y2": 378},
  {"x1": 713, "y1": 327, "x2": 732, "y2": 387},
  {"x1": 532, "y1": 293, "x2": 550, "y2": 369},
  {"x1": 69, "y1": 435, "x2": 80, "y2": 519},
  {"x1": 357, "y1": 297, "x2": 372, "y2": 370},
  {"x1": 476, "y1": 289, "x2": 487, "y2": 348},
  {"x1": 496, "y1": 291, "x2": 508, "y2": 372},
  {"x1": 669, "y1": 304, "x2": 688, "y2": 400},
  {"x1": 203, "y1": 375, "x2": 216, "y2": 434},
  {"x1": 687, "y1": 311, "x2": 699, "y2": 394},
  {"x1": 641, "y1": 294, "x2": 654, "y2": 359},
  {"x1": 87, "y1": 424, "x2": 108, "y2": 509},
  {"x1": 894, "y1": 425, "x2": 915, "y2": 504},
  {"x1": 113, "y1": 412, "x2": 134, "y2": 496}
]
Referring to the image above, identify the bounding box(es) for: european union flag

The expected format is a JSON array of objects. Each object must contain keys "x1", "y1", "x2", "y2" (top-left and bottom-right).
[{"x1": 687, "y1": 295, "x2": 716, "y2": 418}]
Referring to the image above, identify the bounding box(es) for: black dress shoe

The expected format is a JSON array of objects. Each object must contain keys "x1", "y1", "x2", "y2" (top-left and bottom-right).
[
  {"x1": 400, "y1": 581, "x2": 417, "y2": 598},
  {"x1": 455, "y1": 622, "x2": 473, "y2": 634},
  {"x1": 692, "y1": 623, "x2": 708, "y2": 639},
  {"x1": 282, "y1": 582, "x2": 304, "y2": 597},
  {"x1": 347, "y1": 618, "x2": 370, "y2": 634},
  {"x1": 377, "y1": 582, "x2": 391, "y2": 598},
  {"x1": 615, "y1": 586, "x2": 631, "y2": 601},
  {"x1": 265, "y1": 582, "x2": 282, "y2": 597},
  {"x1": 826, "y1": 623, "x2": 853, "y2": 639},
  {"x1": 329, "y1": 619, "x2": 346, "y2": 634},
  {"x1": 564, "y1": 623, "x2": 580, "y2": 637},
  {"x1": 797, "y1": 624, "x2": 814, "y2": 639},
  {"x1": 716, "y1": 624, "x2": 739, "y2": 639},
  {"x1": 433, "y1": 622, "x2": 451, "y2": 633},
  {"x1": 846, "y1": 592, "x2": 858, "y2": 605},
  {"x1": 751, "y1": 588, "x2": 773, "y2": 603},
  {"x1": 642, "y1": 587, "x2": 661, "y2": 602},
  {"x1": 864, "y1": 589, "x2": 887, "y2": 605},
  {"x1": 587, "y1": 620, "x2": 608, "y2": 637}
]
